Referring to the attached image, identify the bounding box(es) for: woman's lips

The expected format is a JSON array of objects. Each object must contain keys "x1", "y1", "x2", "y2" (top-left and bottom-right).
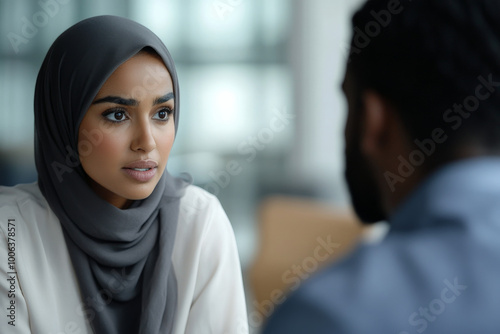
[
  {"x1": 123, "y1": 160, "x2": 158, "y2": 169},
  {"x1": 122, "y1": 166, "x2": 157, "y2": 182},
  {"x1": 122, "y1": 160, "x2": 158, "y2": 182}
]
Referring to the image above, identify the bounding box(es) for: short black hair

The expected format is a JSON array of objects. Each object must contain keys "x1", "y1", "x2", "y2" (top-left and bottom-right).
[{"x1": 348, "y1": 0, "x2": 500, "y2": 162}]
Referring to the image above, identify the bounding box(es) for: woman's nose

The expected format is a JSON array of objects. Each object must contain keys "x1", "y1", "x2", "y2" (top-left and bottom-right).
[{"x1": 130, "y1": 120, "x2": 156, "y2": 153}]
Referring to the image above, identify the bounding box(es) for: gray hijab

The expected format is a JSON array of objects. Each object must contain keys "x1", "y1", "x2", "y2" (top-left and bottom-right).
[{"x1": 34, "y1": 15, "x2": 189, "y2": 334}]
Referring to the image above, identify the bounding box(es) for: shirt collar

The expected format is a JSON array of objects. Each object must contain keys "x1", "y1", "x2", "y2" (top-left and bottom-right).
[{"x1": 389, "y1": 157, "x2": 500, "y2": 232}]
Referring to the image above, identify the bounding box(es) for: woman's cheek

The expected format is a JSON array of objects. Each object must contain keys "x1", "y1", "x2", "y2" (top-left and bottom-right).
[
  {"x1": 97, "y1": 133, "x2": 128, "y2": 159},
  {"x1": 158, "y1": 129, "x2": 175, "y2": 159}
]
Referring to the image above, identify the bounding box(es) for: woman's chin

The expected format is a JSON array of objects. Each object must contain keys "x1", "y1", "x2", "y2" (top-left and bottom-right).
[{"x1": 122, "y1": 188, "x2": 156, "y2": 201}]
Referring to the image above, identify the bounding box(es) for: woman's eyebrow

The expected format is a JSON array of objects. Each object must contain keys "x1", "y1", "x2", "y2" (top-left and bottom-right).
[
  {"x1": 92, "y1": 93, "x2": 174, "y2": 106},
  {"x1": 153, "y1": 92, "x2": 174, "y2": 106},
  {"x1": 92, "y1": 96, "x2": 138, "y2": 106}
]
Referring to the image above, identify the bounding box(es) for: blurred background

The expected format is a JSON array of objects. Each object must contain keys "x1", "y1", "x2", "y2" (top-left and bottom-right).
[{"x1": 0, "y1": 0, "x2": 370, "y2": 332}]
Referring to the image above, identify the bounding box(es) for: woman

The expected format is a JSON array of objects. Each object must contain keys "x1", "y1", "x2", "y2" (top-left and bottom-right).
[{"x1": 0, "y1": 15, "x2": 248, "y2": 334}]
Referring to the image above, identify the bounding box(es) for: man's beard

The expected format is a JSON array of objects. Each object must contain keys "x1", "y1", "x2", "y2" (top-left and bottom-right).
[{"x1": 344, "y1": 130, "x2": 387, "y2": 224}]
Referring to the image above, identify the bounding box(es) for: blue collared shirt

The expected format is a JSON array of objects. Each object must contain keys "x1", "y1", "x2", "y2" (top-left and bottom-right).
[{"x1": 263, "y1": 157, "x2": 500, "y2": 333}]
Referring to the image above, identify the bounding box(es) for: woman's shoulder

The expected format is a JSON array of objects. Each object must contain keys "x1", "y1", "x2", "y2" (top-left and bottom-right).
[
  {"x1": 0, "y1": 182, "x2": 59, "y2": 246},
  {"x1": 176, "y1": 185, "x2": 230, "y2": 241},
  {"x1": 0, "y1": 182, "x2": 48, "y2": 220},
  {"x1": 179, "y1": 184, "x2": 221, "y2": 212}
]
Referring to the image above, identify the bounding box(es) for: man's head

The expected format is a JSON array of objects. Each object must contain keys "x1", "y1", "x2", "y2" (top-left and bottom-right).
[{"x1": 343, "y1": 0, "x2": 500, "y2": 223}]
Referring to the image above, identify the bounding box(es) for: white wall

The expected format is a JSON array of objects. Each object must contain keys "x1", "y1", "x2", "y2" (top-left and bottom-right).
[{"x1": 288, "y1": 0, "x2": 365, "y2": 204}]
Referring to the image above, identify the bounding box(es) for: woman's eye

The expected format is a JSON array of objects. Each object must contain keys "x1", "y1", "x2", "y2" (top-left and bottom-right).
[
  {"x1": 103, "y1": 109, "x2": 128, "y2": 122},
  {"x1": 153, "y1": 108, "x2": 172, "y2": 121}
]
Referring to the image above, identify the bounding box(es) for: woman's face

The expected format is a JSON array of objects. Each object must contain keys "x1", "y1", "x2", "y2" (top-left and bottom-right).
[{"x1": 78, "y1": 52, "x2": 175, "y2": 209}]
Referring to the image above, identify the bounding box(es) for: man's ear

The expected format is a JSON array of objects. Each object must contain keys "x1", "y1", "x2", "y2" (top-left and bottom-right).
[{"x1": 361, "y1": 90, "x2": 394, "y2": 159}]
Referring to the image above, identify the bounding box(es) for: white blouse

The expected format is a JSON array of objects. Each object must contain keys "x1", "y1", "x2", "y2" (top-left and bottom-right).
[{"x1": 0, "y1": 182, "x2": 248, "y2": 334}]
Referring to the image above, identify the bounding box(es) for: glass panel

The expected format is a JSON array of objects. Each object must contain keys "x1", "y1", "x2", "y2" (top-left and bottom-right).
[
  {"x1": 1, "y1": 1, "x2": 38, "y2": 55},
  {"x1": 130, "y1": 0, "x2": 183, "y2": 51},
  {"x1": 179, "y1": 64, "x2": 258, "y2": 153},
  {"x1": 37, "y1": 1, "x2": 78, "y2": 52},
  {"x1": 186, "y1": 0, "x2": 255, "y2": 52},
  {"x1": 261, "y1": 0, "x2": 291, "y2": 46},
  {"x1": 80, "y1": 0, "x2": 128, "y2": 18},
  {"x1": 176, "y1": 64, "x2": 290, "y2": 153},
  {"x1": 0, "y1": 60, "x2": 36, "y2": 149}
]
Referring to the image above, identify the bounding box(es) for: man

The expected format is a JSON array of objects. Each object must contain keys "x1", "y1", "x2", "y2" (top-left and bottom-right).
[{"x1": 263, "y1": 0, "x2": 500, "y2": 333}]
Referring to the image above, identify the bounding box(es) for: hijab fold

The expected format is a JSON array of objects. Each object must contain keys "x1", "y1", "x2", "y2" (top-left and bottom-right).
[{"x1": 34, "y1": 15, "x2": 188, "y2": 334}]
